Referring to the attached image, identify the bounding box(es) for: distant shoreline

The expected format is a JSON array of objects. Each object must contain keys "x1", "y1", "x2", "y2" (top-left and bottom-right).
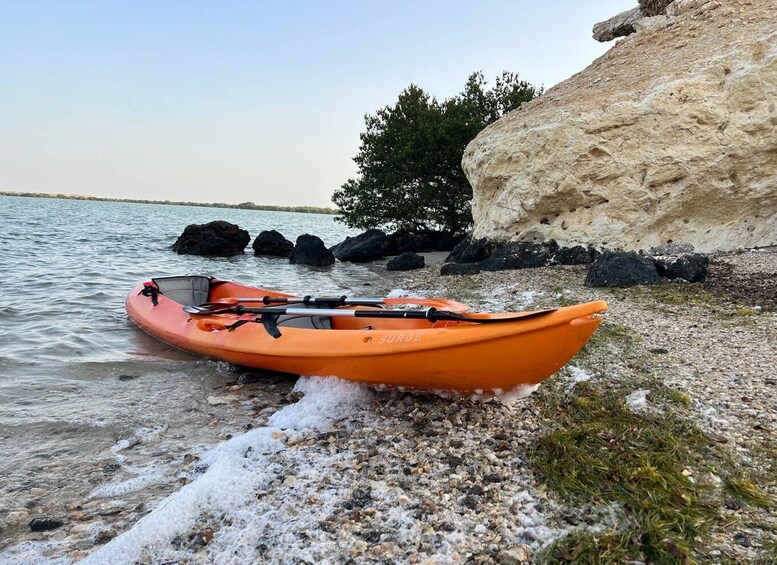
[{"x1": 0, "y1": 191, "x2": 339, "y2": 215}]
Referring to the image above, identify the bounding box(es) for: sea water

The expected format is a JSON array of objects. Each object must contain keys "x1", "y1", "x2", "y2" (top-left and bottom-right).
[{"x1": 0, "y1": 195, "x2": 385, "y2": 560}]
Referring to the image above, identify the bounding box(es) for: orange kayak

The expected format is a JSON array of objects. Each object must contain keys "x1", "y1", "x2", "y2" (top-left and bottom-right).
[{"x1": 126, "y1": 276, "x2": 607, "y2": 394}]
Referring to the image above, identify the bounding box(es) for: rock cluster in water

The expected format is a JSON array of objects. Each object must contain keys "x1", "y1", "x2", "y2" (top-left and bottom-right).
[
  {"x1": 172, "y1": 222, "x2": 461, "y2": 271},
  {"x1": 252, "y1": 230, "x2": 294, "y2": 257},
  {"x1": 289, "y1": 234, "x2": 335, "y2": 267},
  {"x1": 331, "y1": 229, "x2": 389, "y2": 263},
  {"x1": 171, "y1": 220, "x2": 251, "y2": 256}
]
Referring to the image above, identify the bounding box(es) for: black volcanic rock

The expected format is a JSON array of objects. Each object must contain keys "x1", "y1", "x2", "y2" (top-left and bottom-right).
[
  {"x1": 386, "y1": 229, "x2": 463, "y2": 254},
  {"x1": 445, "y1": 236, "x2": 495, "y2": 264},
  {"x1": 585, "y1": 251, "x2": 660, "y2": 287},
  {"x1": 172, "y1": 221, "x2": 250, "y2": 256},
  {"x1": 553, "y1": 245, "x2": 595, "y2": 265},
  {"x1": 289, "y1": 234, "x2": 335, "y2": 266},
  {"x1": 482, "y1": 241, "x2": 555, "y2": 270},
  {"x1": 386, "y1": 252, "x2": 425, "y2": 271},
  {"x1": 252, "y1": 230, "x2": 294, "y2": 257},
  {"x1": 332, "y1": 229, "x2": 389, "y2": 263},
  {"x1": 441, "y1": 263, "x2": 481, "y2": 276},
  {"x1": 653, "y1": 253, "x2": 709, "y2": 282}
]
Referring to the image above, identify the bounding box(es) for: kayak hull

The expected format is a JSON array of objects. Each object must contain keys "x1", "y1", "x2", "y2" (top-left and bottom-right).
[{"x1": 126, "y1": 279, "x2": 606, "y2": 394}]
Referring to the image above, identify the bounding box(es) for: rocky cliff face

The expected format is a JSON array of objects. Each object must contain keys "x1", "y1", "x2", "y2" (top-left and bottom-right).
[
  {"x1": 639, "y1": 0, "x2": 674, "y2": 17},
  {"x1": 462, "y1": 0, "x2": 777, "y2": 252}
]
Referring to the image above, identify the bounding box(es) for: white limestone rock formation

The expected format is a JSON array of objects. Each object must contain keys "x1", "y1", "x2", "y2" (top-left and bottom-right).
[
  {"x1": 463, "y1": 0, "x2": 777, "y2": 252},
  {"x1": 593, "y1": 7, "x2": 642, "y2": 42}
]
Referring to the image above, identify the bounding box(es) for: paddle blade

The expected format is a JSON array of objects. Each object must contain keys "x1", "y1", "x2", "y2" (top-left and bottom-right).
[{"x1": 436, "y1": 308, "x2": 557, "y2": 324}]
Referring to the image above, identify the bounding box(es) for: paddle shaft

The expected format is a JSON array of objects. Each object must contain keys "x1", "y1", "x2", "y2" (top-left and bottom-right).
[
  {"x1": 192, "y1": 304, "x2": 439, "y2": 320},
  {"x1": 233, "y1": 295, "x2": 385, "y2": 306},
  {"x1": 183, "y1": 303, "x2": 557, "y2": 324}
]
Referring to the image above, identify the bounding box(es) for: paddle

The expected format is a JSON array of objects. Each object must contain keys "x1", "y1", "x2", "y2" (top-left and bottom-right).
[
  {"x1": 197, "y1": 295, "x2": 385, "y2": 310},
  {"x1": 181, "y1": 303, "x2": 557, "y2": 339},
  {"x1": 196, "y1": 294, "x2": 463, "y2": 311}
]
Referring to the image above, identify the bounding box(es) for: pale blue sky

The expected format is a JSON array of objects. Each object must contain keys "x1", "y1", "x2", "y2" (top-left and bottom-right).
[{"x1": 0, "y1": 1, "x2": 633, "y2": 207}]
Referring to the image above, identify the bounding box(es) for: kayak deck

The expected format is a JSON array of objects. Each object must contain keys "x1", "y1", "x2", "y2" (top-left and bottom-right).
[{"x1": 126, "y1": 276, "x2": 607, "y2": 394}]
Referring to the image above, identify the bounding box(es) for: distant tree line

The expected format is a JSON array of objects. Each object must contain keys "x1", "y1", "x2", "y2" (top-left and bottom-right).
[
  {"x1": 333, "y1": 71, "x2": 540, "y2": 235},
  {"x1": 0, "y1": 192, "x2": 338, "y2": 215}
]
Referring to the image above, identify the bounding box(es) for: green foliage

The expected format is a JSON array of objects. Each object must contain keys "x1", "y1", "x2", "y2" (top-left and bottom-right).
[{"x1": 333, "y1": 71, "x2": 539, "y2": 234}]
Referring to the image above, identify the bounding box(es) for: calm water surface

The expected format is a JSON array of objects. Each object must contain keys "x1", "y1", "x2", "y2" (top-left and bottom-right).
[{"x1": 0, "y1": 195, "x2": 383, "y2": 554}]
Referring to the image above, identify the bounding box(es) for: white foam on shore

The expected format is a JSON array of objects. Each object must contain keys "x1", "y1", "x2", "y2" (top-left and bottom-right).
[
  {"x1": 521, "y1": 290, "x2": 540, "y2": 305},
  {"x1": 625, "y1": 389, "x2": 650, "y2": 413},
  {"x1": 480, "y1": 286, "x2": 543, "y2": 312},
  {"x1": 0, "y1": 541, "x2": 73, "y2": 565},
  {"x1": 496, "y1": 383, "x2": 540, "y2": 405},
  {"x1": 88, "y1": 469, "x2": 165, "y2": 498},
  {"x1": 88, "y1": 424, "x2": 170, "y2": 498},
  {"x1": 3, "y1": 374, "x2": 567, "y2": 564},
  {"x1": 387, "y1": 288, "x2": 412, "y2": 298},
  {"x1": 566, "y1": 365, "x2": 594, "y2": 386},
  {"x1": 111, "y1": 425, "x2": 166, "y2": 454},
  {"x1": 80, "y1": 376, "x2": 373, "y2": 565}
]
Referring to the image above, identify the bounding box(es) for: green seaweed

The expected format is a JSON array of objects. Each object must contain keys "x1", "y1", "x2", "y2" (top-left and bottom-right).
[{"x1": 530, "y1": 373, "x2": 773, "y2": 564}]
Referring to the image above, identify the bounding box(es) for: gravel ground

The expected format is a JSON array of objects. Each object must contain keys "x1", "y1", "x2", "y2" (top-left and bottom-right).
[
  {"x1": 397, "y1": 248, "x2": 776, "y2": 562},
  {"x1": 4, "y1": 249, "x2": 774, "y2": 564}
]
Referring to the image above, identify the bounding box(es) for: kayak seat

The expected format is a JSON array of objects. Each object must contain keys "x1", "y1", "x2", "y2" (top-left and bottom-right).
[
  {"x1": 152, "y1": 276, "x2": 211, "y2": 307},
  {"x1": 276, "y1": 315, "x2": 332, "y2": 330}
]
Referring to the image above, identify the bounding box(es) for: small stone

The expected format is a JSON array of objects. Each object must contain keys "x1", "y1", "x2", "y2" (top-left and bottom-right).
[
  {"x1": 282, "y1": 476, "x2": 297, "y2": 488},
  {"x1": 95, "y1": 528, "x2": 117, "y2": 544},
  {"x1": 733, "y1": 532, "x2": 750, "y2": 547},
  {"x1": 7, "y1": 511, "x2": 29, "y2": 526},
  {"x1": 474, "y1": 524, "x2": 487, "y2": 534},
  {"x1": 29, "y1": 515, "x2": 64, "y2": 532},
  {"x1": 68, "y1": 522, "x2": 91, "y2": 535},
  {"x1": 497, "y1": 544, "x2": 534, "y2": 565},
  {"x1": 192, "y1": 528, "x2": 215, "y2": 546},
  {"x1": 698, "y1": 472, "x2": 722, "y2": 487},
  {"x1": 206, "y1": 395, "x2": 239, "y2": 405},
  {"x1": 468, "y1": 484, "x2": 486, "y2": 496}
]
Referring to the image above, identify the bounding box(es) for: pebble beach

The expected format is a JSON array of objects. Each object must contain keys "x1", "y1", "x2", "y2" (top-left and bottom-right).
[{"x1": 3, "y1": 245, "x2": 774, "y2": 564}]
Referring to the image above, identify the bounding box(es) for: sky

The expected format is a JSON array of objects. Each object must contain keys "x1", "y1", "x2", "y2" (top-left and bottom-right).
[{"x1": 0, "y1": 1, "x2": 634, "y2": 207}]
